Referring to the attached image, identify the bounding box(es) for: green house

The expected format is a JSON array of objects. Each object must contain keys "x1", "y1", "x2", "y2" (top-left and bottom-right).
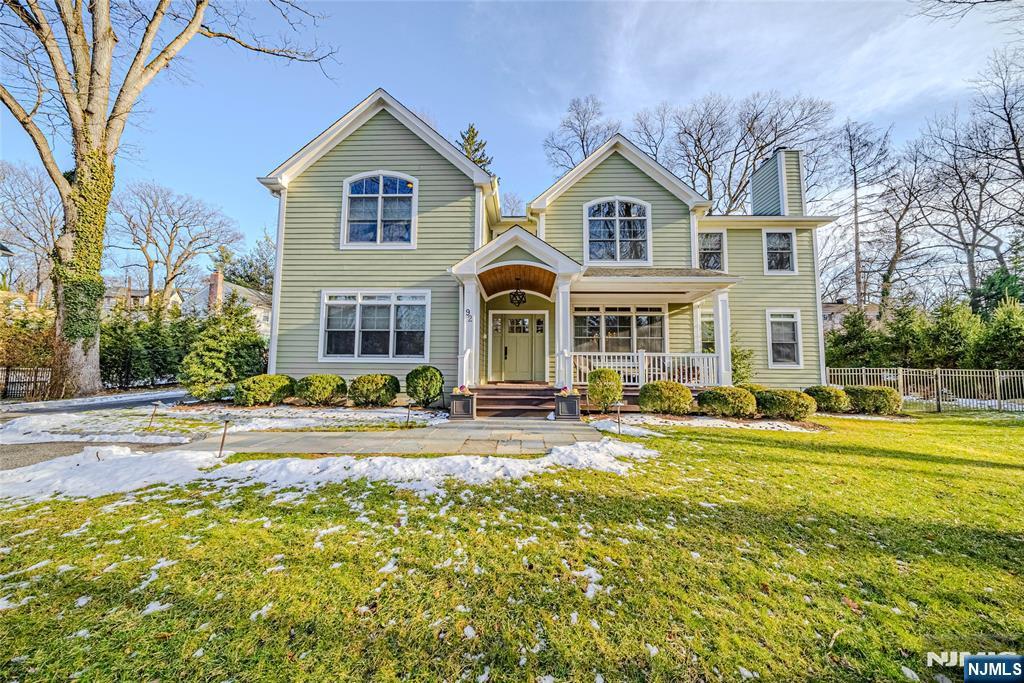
[{"x1": 258, "y1": 89, "x2": 834, "y2": 397}]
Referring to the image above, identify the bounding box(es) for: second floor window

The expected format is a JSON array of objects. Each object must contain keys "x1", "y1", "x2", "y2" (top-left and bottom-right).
[
  {"x1": 699, "y1": 232, "x2": 725, "y2": 270},
  {"x1": 343, "y1": 172, "x2": 416, "y2": 247},
  {"x1": 585, "y1": 198, "x2": 651, "y2": 264},
  {"x1": 764, "y1": 230, "x2": 796, "y2": 274}
]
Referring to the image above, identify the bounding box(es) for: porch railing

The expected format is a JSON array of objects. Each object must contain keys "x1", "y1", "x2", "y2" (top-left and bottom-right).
[{"x1": 571, "y1": 352, "x2": 719, "y2": 387}]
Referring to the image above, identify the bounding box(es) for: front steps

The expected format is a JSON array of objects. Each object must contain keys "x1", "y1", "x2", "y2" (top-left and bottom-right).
[{"x1": 471, "y1": 383, "x2": 641, "y2": 418}]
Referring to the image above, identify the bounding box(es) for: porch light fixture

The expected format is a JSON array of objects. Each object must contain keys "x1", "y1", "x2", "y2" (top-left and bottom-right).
[{"x1": 509, "y1": 278, "x2": 527, "y2": 307}]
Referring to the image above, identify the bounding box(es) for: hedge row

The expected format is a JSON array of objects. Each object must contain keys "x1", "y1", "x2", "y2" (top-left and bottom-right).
[{"x1": 226, "y1": 366, "x2": 445, "y2": 408}]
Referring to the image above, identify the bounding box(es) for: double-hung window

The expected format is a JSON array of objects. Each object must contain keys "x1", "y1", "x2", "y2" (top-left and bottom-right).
[
  {"x1": 320, "y1": 291, "x2": 429, "y2": 361},
  {"x1": 764, "y1": 229, "x2": 796, "y2": 274},
  {"x1": 700, "y1": 312, "x2": 716, "y2": 354},
  {"x1": 766, "y1": 310, "x2": 802, "y2": 367},
  {"x1": 571, "y1": 305, "x2": 666, "y2": 353},
  {"x1": 585, "y1": 197, "x2": 651, "y2": 264},
  {"x1": 342, "y1": 172, "x2": 416, "y2": 248},
  {"x1": 698, "y1": 231, "x2": 726, "y2": 271}
]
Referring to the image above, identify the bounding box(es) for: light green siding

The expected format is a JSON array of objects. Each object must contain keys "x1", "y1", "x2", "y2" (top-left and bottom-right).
[
  {"x1": 543, "y1": 152, "x2": 691, "y2": 266},
  {"x1": 275, "y1": 109, "x2": 475, "y2": 388},
  {"x1": 783, "y1": 150, "x2": 805, "y2": 215},
  {"x1": 750, "y1": 158, "x2": 782, "y2": 216},
  {"x1": 484, "y1": 245, "x2": 544, "y2": 267},
  {"x1": 721, "y1": 228, "x2": 823, "y2": 389},
  {"x1": 668, "y1": 304, "x2": 695, "y2": 353},
  {"x1": 483, "y1": 294, "x2": 555, "y2": 382}
]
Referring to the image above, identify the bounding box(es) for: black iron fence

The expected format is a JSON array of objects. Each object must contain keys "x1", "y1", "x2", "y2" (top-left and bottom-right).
[{"x1": 0, "y1": 367, "x2": 52, "y2": 400}]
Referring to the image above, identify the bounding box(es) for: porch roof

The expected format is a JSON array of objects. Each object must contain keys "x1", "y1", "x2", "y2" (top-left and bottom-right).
[{"x1": 573, "y1": 266, "x2": 740, "y2": 302}]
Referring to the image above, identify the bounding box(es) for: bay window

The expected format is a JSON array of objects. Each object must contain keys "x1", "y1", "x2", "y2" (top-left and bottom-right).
[
  {"x1": 319, "y1": 290, "x2": 429, "y2": 361},
  {"x1": 572, "y1": 305, "x2": 666, "y2": 353},
  {"x1": 585, "y1": 197, "x2": 652, "y2": 264}
]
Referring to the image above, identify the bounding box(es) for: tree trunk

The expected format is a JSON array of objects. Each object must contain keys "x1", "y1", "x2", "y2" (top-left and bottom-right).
[{"x1": 48, "y1": 150, "x2": 115, "y2": 398}]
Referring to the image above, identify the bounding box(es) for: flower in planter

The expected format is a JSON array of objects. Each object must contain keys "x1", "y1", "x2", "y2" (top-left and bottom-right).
[
  {"x1": 452, "y1": 385, "x2": 473, "y2": 396},
  {"x1": 555, "y1": 386, "x2": 579, "y2": 397}
]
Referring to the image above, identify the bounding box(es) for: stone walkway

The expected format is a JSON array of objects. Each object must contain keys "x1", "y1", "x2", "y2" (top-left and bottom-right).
[{"x1": 187, "y1": 418, "x2": 602, "y2": 456}]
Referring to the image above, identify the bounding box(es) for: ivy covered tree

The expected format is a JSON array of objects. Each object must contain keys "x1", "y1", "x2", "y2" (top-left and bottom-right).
[
  {"x1": 457, "y1": 123, "x2": 493, "y2": 172},
  {"x1": 0, "y1": 0, "x2": 331, "y2": 396},
  {"x1": 177, "y1": 293, "x2": 266, "y2": 400},
  {"x1": 973, "y1": 298, "x2": 1024, "y2": 370}
]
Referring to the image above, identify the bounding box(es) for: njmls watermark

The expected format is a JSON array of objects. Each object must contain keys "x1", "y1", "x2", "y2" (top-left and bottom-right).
[{"x1": 926, "y1": 652, "x2": 1023, "y2": 682}]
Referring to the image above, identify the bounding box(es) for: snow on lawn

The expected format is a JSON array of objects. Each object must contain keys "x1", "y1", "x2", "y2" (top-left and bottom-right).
[
  {"x1": 0, "y1": 404, "x2": 448, "y2": 445},
  {"x1": 587, "y1": 419, "x2": 664, "y2": 438},
  {"x1": 0, "y1": 388, "x2": 187, "y2": 413},
  {"x1": 616, "y1": 414, "x2": 816, "y2": 433},
  {"x1": 0, "y1": 438, "x2": 658, "y2": 503}
]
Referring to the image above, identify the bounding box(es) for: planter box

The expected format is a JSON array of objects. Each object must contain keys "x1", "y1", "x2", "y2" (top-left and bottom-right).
[
  {"x1": 449, "y1": 394, "x2": 476, "y2": 420},
  {"x1": 554, "y1": 394, "x2": 581, "y2": 421}
]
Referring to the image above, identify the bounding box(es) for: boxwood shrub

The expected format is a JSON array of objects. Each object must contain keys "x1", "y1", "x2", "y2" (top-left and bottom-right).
[
  {"x1": 804, "y1": 385, "x2": 851, "y2": 413},
  {"x1": 736, "y1": 382, "x2": 767, "y2": 394},
  {"x1": 406, "y1": 366, "x2": 443, "y2": 407},
  {"x1": 696, "y1": 386, "x2": 757, "y2": 418},
  {"x1": 587, "y1": 368, "x2": 623, "y2": 412},
  {"x1": 233, "y1": 374, "x2": 295, "y2": 407},
  {"x1": 844, "y1": 385, "x2": 903, "y2": 415},
  {"x1": 349, "y1": 374, "x2": 400, "y2": 407},
  {"x1": 637, "y1": 380, "x2": 693, "y2": 415},
  {"x1": 295, "y1": 374, "x2": 347, "y2": 406},
  {"x1": 754, "y1": 388, "x2": 817, "y2": 421}
]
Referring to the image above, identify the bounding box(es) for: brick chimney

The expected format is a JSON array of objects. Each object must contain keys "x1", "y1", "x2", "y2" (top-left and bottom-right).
[
  {"x1": 207, "y1": 270, "x2": 224, "y2": 313},
  {"x1": 750, "y1": 147, "x2": 806, "y2": 216}
]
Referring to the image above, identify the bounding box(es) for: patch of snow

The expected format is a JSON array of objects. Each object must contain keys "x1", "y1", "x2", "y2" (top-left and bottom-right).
[
  {"x1": 250, "y1": 602, "x2": 273, "y2": 620},
  {"x1": 0, "y1": 389, "x2": 187, "y2": 413},
  {"x1": 0, "y1": 560, "x2": 51, "y2": 580},
  {"x1": 901, "y1": 665, "x2": 920, "y2": 681},
  {"x1": 645, "y1": 643, "x2": 659, "y2": 656},
  {"x1": 0, "y1": 413, "x2": 189, "y2": 445},
  {"x1": 588, "y1": 420, "x2": 663, "y2": 437},
  {"x1": 377, "y1": 558, "x2": 398, "y2": 574},
  {"x1": 572, "y1": 566, "x2": 604, "y2": 600},
  {"x1": 621, "y1": 414, "x2": 815, "y2": 433},
  {"x1": 141, "y1": 600, "x2": 171, "y2": 616},
  {"x1": 463, "y1": 625, "x2": 477, "y2": 639},
  {"x1": 0, "y1": 594, "x2": 32, "y2": 610},
  {"x1": 75, "y1": 595, "x2": 91, "y2": 608}
]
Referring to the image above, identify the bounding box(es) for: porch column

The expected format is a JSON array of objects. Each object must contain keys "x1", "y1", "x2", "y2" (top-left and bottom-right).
[
  {"x1": 712, "y1": 291, "x2": 732, "y2": 385},
  {"x1": 554, "y1": 278, "x2": 573, "y2": 387},
  {"x1": 460, "y1": 279, "x2": 481, "y2": 387}
]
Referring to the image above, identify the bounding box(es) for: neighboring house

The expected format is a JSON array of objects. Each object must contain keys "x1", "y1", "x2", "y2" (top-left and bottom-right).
[
  {"x1": 258, "y1": 89, "x2": 835, "y2": 402},
  {"x1": 822, "y1": 300, "x2": 882, "y2": 332},
  {"x1": 101, "y1": 286, "x2": 182, "y2": 315},
  {"x1": 184, "y1": 271, "x2": 273, "y2": 337}
]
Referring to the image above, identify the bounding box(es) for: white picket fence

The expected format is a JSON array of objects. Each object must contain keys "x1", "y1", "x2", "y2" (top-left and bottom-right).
[{"x1": 826, "y1": 367, "x2": 1024, "y2": 413}]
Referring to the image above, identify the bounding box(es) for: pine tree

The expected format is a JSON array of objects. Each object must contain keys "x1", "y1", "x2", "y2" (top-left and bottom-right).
[
  {"x1": 973, "y1": 298, "x2": 1024, "y2": 369},
  {"x1": 825, "y1": 309, "x2": 883, "y2": 367},
  {"x1": 457, "y1": 124, "x2": 493, "y2": 172},
  {"x1": 919, "y1": 300, "x2": 983, "y2": 368},
  {"x1": 880, "y1": 303, "x2": 926, "y2": 367},
  {"x1": 178, "y1": 292, "x2": 267, "y2": 400}
]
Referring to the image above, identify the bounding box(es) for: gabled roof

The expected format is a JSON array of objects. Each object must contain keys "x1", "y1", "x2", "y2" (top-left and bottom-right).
[
  {"x1": 258, "y1": 88, "x2": 492, "y2": 193},
  {"x1": 451, "y1": 226, "x2": 581, "y2": 277},
  {"x1": 529, "y1": 134, "x2": 711, "y2": 211}
]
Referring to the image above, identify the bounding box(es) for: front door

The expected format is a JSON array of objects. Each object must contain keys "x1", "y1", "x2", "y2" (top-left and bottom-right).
[{"x1": 492, "y1": 313, "x2": 545, "y2": 382}]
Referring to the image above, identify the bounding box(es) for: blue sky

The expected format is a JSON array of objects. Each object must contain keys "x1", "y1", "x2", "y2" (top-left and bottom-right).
[{"x1": 0, "y1": 1, "x2": 1011, "y2": 248}]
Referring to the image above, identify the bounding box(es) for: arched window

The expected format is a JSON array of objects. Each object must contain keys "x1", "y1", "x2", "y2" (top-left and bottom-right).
[
  {"x1": 583, "y1": 197, "x2": 651, "y2": 265},
  {"x1": 341, "y1": 171, "x2": 418, "y2": 248}
]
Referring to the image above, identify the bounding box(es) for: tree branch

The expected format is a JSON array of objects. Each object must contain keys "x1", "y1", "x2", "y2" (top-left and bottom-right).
[{"x1": 0, "y1": 81, "x2": 71, "y2": 203}]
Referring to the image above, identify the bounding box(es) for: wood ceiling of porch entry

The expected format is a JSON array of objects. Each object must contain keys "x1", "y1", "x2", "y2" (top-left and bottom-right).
[{"x1": 478, "y1": 264, "x2": 556, "y2": 298}]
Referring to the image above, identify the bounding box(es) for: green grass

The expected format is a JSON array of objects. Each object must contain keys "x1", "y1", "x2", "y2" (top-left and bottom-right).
[
  {"x1": 1, "y1": 414, "x2": 1022, "y2": 681},
  {"x1": 262, "y1": 421, "x2": 420, "y2": 433}
]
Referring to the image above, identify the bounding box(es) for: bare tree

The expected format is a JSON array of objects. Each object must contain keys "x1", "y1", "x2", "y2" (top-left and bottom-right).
[
  {"x1": 0, "y1": 0, "x2": 332, "y2": 396},
  {"x1": 501, "y1": 191, "x2": 524, "y2": 216},
  {"x1": 543, "y1": 95, "x2": 620, "y2": 173},
  {"x1": 109, "y1": 182, "x2": 242, "y2": 303},
  {"x1": 918, "y1": 112, "x2": 1020, "y2": 291},
  {"x1": 629, "y1": 101, "x2": 676, "y2": 167},
  {"x1": 0, "y1": 161, "x2": 61, "y2": 299},
  {"x1": 971, "y1": 49, "x2": 1024, "y2": 188},
  {"x1": 670, "y1": 92, "x2": 835, "y2": 215},
  {"x1": 916, "y1": 0, "x2": 1024, "y2": 39},
  {"x1": 834, "y1": 120, "x2": 896, "y2": 307},
  {"x1": 817, "y1": 226, "x2": 856, "y2": 302}
]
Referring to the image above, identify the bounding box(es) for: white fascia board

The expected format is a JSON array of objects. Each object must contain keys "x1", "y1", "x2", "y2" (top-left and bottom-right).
[
  {"x1": 451, "y1": 226, "x2": 582, "y2": 277},
  {"x1": 258, "y1": 88, "x2": 491, "y2": 193},
  {"x1": 528, "y1": 134, "x2": 710, "y2": 211}
]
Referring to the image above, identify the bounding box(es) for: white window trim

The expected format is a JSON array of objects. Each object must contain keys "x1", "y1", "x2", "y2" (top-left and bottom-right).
[
  {"x1": 317, "y1": 288, "x2": 431, "y2": 363},
  {"x1": 765, "y1": 308, "x2": 803, "y2": 369},
  {"x1": 698, "y1": 311, "x2": 717, "y2": 354},
  {"x1": 571, "y1": 304, "x2": 668, "y2": 353},
  {"x1": 339, "y1": 170, "x2": 419, "y2": 250},
  {"x1": 582, "y1": 196, "x2": 653, "y2": 267},
  {"x1": 762, "y1": 227, "x2": 798, "y2": 276},
  {"x1": 697, "y1": 229, "x2": 728, "y2": 272}
]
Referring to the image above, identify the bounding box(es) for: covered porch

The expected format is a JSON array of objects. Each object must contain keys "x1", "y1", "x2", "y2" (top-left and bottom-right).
[{"x1": 450, "y1": 229, "x2": 738, "y2": 392}]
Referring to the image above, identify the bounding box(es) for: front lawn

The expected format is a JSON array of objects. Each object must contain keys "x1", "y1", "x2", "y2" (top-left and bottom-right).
[{"x1": 1, "y1": 414, "x2": 1021, "y2": 681}]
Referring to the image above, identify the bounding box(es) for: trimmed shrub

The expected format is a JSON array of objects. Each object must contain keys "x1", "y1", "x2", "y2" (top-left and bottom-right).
[
  {"x1": 295, "y1": 374, "x2": 347, "y2": 406},
  {"x1": 587, "y1": 368, "x2": 623, "y2": 412},
  {"x1": 385, "y1": 374, "x2": 401, "y2": 397},
  {"x1": 804, "y1": 385, "x2": 851, "y2": 413},
  {"x1": 844, "y1": 385, "x2": 903, "y2": 415},
  {"x1": 736, "y1": 382, "x2": 767, "y2": 394},
  {"x1": 754, "y1": 389, "x2": 817, "y2": 421},
  {"x1": 696, "y1": 386, "x2": 757, "y2": 418},
  {"x1": 233, "y1": 374, "x2": 295, "y2": 407},
  {"x1": 178, "y1": 295, "x2": 267, "y2": 401},
  {"x1": 638, "y1": 381, "x2": 693, "y2": 415},
  {"x1": 349, "y1": 374, "x2": 399, "y2": 407},
  {"x1": 406, "y1": 366, "x2": 444, "y2": 407}
]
